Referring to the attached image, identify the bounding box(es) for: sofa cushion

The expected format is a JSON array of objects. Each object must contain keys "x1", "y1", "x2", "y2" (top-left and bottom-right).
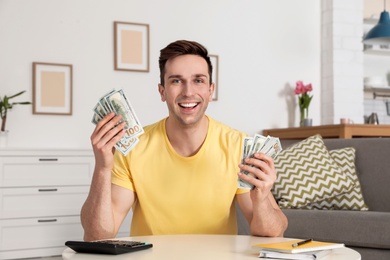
[
  {"x1": 273, "y1": 134, "x2": 355, "y2": 208},
  {"x1": 302, "y1": 147, "x2": 368, "y2": 210},
  {"x1": 321, "y1": 138, "x2": 390, "y2": 212}
]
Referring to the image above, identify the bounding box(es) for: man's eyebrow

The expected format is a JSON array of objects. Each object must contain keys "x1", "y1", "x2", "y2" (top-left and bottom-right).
[
  {"x1": 167, "y1": 74, "x2": 183, "y2": 79},
  {"x1": 167, "y1": 74, "x2": 208, "y2": 79},
  {"x1": 194, "y1": 74, "x2": 208, "y2": 78}
]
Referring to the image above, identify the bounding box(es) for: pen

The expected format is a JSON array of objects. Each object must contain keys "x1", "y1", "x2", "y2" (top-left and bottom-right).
[{"x1": 292, "y1": 238, "x2": 313, "y2": 247}]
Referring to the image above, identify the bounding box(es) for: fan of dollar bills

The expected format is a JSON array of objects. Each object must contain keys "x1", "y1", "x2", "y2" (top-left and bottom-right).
[
  {"x1": 92, "y1": 89, "x2": 144, "y2": 156},
  {"x1": 238, "y1": 134, "x2": 282, "y2": 189}
]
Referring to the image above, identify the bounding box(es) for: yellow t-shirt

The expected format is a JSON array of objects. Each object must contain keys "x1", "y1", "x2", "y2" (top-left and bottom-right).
[{"x1": 112, "y1": 116, "x2": 248, "y2": 236}]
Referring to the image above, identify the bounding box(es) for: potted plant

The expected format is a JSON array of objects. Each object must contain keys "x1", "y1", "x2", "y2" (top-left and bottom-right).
[{"x1": 0, "y1": 91, "x2": 32, "y2": 132}]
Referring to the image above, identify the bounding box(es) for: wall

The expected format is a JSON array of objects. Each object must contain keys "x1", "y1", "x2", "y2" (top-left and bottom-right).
[
  {"x1": 321, "y1": 0, "x2": 364, "y2": 125},
  {"x1": 0, "y1": 0, "x2": 321, "y2": 148},
  {"x1": 364, "y1": 0, "x2": 384, "y2": 19}
]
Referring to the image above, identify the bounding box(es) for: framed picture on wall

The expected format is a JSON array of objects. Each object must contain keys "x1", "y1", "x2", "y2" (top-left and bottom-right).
[
  {"x1": 210, "y1": 54, "x2": 219, "y2": 101},
  {"x1": 32, "y1": 62, "x2": 73, "y2": 115},
  {"x1": 114, "y1": 21, "x2": 150, "y2": 72}
]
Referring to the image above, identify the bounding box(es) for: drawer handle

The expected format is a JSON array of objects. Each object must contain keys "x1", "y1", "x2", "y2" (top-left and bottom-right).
[
  {"x1": 39, "y1": 158, "x2": 58, "y2": 161},
  {"x1": 38, "y1": 188, "x2": 58, "y2": 192},
  {"x1": 38, "y1": 219, "x2": 57, "y2": 223}
]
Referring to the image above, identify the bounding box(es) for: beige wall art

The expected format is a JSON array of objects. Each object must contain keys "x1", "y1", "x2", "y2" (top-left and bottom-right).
[
  {"x1": 32, "y1": 62, "x2": 73, "y2": 115},
  {"x1": 210, "y1": 54, "x2": 219, "y2": 101},
  {"x1": 114, "y1": 21, "x2": 149, "y2": 72}
]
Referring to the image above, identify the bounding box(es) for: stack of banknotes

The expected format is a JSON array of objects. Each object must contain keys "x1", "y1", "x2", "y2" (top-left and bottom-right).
[
  {"x1": 92, "y1": 89, "x2": 144, "y2": 156},
  {"x1": 238, "y1": 134, "x2": 282, "y2": 189}
]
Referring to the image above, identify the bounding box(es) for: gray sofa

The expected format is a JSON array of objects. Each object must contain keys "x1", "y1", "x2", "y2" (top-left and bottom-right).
[{"x1": 237, "y1": 138, "x2": 390, "y2": 259}]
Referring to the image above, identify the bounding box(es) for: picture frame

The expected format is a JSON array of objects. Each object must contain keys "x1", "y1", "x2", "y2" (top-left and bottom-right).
[
  {"x1": 32, "y1": 62, "x2": 73, "y2": 115},
  {"x1": 210, "y1": 54, "x2": 219, "y2": 101},
  {"x1": 114, "y1": 21, "x2": 150, "y2": 72}
]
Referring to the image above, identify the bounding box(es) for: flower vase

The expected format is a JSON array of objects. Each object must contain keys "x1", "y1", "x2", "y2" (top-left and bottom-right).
[
  {"x1": 300, "y1": 107, "x2": 312, "y2": 127},
  {"x1": 0, "y1": 130, "x2": 9, "y2": 147}
]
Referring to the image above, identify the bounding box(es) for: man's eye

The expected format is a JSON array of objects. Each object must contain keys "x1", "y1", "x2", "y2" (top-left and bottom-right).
[
  {"x1": 172, "y1": 79, "x2": 181, "y2": 84},
  {"x1": 195, "y1": 79, "x2": 204, "y2": 83}
]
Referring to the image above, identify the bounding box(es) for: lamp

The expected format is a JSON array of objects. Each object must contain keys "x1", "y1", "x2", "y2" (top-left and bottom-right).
[{"x1": 363, "y1": 0, "x2": 390, "y2": 44}]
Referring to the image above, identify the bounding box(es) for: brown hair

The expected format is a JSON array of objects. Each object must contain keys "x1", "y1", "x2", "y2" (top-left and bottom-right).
[{"x1": 158, "y1": 40, "x2": 213, "y2": 86}]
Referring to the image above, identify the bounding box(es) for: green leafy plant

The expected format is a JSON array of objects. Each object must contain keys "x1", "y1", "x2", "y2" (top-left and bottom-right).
[{"x1": 0, "y1": 91, "x2": 32, "y2": 132}]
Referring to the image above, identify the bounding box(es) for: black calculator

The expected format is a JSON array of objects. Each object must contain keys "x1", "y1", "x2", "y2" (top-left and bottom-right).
[{"x1": 65, "y1": 239, "x2": 153, "y2": 255}]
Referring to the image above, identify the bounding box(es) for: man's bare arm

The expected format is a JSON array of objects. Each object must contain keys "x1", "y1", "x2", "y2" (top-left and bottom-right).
[
  {"x1": 81, "y1": 181, "x2": 135, "y2": 241},
  {"x1": 237, "y1": 192, "x2": 287, "y2": 237},
  {"x1": 80, "y1": 112, "x2": 131, "y2": 241},
  {"x1": 237, "y1": 153, "x2": 288, "y2": 237}
]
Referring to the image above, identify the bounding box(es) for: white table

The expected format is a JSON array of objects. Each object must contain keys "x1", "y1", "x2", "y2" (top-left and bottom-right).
[{"x1": 62, "y1": 234, "x2": 361, "y2": 260}]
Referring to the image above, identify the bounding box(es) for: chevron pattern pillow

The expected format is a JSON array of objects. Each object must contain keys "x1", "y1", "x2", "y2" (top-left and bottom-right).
[
  {"x1": 272, "y1": 134, "x2": 355, "y2": 209},
  {"x1": 302, "y1": 147, "x2": 368, "y2": 210}
]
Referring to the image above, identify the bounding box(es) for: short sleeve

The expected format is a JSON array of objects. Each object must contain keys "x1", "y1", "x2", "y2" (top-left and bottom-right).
[
  {"x1": 111, "y1": 151, "x2": 135, "y2": 192},
  {"x1": 236, "y1": 188, "x2": 250, "y2": 195}
]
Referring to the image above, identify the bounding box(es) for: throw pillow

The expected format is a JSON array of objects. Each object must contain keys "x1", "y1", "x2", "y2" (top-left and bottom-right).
[
  {"x1": 272, "y1": 134, "x2": 355, "y2": 209},
  {"x1": 303, "y1": 147, "x2": 369, "y2": 210}
]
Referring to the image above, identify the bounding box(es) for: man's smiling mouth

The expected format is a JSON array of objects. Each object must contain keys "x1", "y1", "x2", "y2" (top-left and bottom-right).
[{"x1": 179, "y1": 102, "x2": 198, "y2": 108}]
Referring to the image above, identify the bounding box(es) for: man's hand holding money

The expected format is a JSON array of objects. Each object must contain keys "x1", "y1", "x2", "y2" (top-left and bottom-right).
[
  {"x1": 91, "y1": 112, "x2": 126, "y2": 172},
  {"x1": 91, "y1": 89, "x2": 144, "y2": 156},
  {"x1": 238, "y1": 134, "x2": 282, "y2": 190},
  {"x1": 238, "y1": 152, "x2": 277, "y2": 204}
]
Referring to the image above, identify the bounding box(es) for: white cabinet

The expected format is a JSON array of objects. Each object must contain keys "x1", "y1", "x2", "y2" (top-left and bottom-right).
[
  {"x1": 0, "y1": 148, "x2": 133, "y2": 259},
  {"x1": 0, "y1": 149, "x2": 94, "y2": 260}
]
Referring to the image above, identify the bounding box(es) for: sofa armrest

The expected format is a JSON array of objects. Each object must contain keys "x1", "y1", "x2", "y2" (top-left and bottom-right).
[{"x1": 283, "y1": 209, "x2": 390, "y2": 249}]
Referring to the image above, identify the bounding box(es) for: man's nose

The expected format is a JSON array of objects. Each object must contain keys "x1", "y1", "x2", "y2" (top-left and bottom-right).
[{"x1": 181, "y1": 82, "x2": 194, "y2": 96}]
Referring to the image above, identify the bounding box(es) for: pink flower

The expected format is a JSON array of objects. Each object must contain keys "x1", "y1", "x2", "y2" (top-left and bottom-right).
[
  {"x1": 294, "y1": 80, "x2": 313, "y2": 111},
  {"x1": 305, "y1": 83, "x2": 313, "y2": 92},
  {"x1": 294, "y1": 81, "x2": 304, "y2": 94},
  {"x1": 295, "y1": 81, "x2": 312, "y2": 95}
]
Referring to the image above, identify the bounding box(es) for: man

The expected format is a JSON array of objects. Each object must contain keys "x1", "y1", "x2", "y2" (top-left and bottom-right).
[{"x1": 81, "y1": 40, "x2": 287, "y2": 241}]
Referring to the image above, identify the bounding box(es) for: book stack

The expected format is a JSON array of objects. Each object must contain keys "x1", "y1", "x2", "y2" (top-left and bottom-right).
[{"x1": 253, "y1": 239, "x2": 345, "y2": 260}]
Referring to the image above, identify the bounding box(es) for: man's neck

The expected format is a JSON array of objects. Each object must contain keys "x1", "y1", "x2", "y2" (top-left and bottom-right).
[{"x1": 165, "y1": 116, "x2": 209, "y2": 157}]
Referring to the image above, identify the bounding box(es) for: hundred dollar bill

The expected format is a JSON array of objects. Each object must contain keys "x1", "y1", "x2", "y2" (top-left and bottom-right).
[
  {"x1": 99, "y1": 89, "x2": 116, "y2": 114},
  {"x1": 238, "y1": 134, "x2": 282, "y2": 189},
  {"x1": 91, "y1": 111, "x2": 102, "y2": 125},
  {"x1": 242, "y1": 137, "x2": 254, "y2": 160},
  {"x1": 259, "y1": 137, "x2": 282, "y2": 159},
  {"x1": 239, "y1": 134, "x2": 268, "y2": 188},
  {"x1": 104, "y1": 89, "x2": 144, "y2": 155},
  {"x1": 115, "y1": 136, "x2": 140, "y2": 156},
  {"x1": 93, "y1": 102, "x2": 107, "y2": 118},
  {"x1": 249, "y1": 134, "x2": 267, "y2": 156},
  {"x1": 104, "y1": 90, "x2": 144, "y2": 134}
]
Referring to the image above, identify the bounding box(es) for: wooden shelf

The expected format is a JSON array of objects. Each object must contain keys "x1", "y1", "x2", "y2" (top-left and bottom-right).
[
  {"x1": 364, "y1": 87, "x2": 390, "y2": 99},
  {"x1": 263, "y1": 124, "x2": 390, "y2": 139},
  {"x1": 364, "y1": 49, "x2": 390, "y2": 55}
]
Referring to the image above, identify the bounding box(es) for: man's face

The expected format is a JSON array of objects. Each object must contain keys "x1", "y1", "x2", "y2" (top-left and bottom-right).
[{"x1": 159, "y1": 54, "x2": 214, "y2": 127}]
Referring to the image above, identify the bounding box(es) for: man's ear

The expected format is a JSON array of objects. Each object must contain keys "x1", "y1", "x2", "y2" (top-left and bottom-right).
[
  {"x1": 208, "y1": 83, "x2": 215, "y2": 101},
  {"x1": 158, "y1": 84, "x2": 166, "y2": 102}
]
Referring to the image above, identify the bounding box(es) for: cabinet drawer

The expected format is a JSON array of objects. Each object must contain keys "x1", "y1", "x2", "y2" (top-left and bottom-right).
[
  {"x1": 0, "y1": 156, "x2": 94, "y2": 187},
  {"x1": 0, "y1": 186, "x2": 89, "y2": 218},
  {"x1": 0, "y1": 216, "x2": 83, "y2": 251}
]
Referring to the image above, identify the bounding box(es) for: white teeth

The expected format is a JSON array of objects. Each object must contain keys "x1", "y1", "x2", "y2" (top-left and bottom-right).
[{"x1": 180, "y1": 103, "x2": 197, "y2": 108}]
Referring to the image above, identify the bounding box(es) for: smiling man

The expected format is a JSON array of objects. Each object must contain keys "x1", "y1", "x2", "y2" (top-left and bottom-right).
[{"x1": 81, "y1": 40, "x2": 287, "y2": 241}]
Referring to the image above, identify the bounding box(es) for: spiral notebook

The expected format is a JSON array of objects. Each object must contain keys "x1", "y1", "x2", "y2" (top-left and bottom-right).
[
  {"x1": 253, "y1": 239, "x2": 344, "y2": 254},
  {"x1": 258, "y1": 249, "x2": 331, "y2": 259}
]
